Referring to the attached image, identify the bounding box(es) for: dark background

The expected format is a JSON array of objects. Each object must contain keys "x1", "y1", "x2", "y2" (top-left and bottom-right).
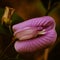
[{"x1": 0, "y1": 0, "x2": 60, "y2": 60}]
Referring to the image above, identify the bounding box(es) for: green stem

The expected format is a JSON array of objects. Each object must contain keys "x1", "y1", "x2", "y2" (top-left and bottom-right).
[{"x1": 0, "y1": 38, "x2": 16, "y2": 58}]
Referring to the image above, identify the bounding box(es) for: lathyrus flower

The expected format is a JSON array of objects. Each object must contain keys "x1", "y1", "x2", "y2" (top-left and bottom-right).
[{"x1": 12, "y1": 16, "x2": 57, "y2": 53}]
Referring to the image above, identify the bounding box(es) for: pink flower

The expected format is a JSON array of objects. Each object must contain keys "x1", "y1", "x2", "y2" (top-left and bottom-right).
[{"x1": 12, "y1": 16, "x2": 57, "y2": 53}]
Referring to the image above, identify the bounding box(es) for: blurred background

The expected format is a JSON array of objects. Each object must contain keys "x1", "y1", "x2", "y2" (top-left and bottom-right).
[{"x1": 0, "y1": 0, "x2": 60, "y2": 60}]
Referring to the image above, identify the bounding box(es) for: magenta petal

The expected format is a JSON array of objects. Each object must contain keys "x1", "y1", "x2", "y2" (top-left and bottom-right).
[
  {"x1": 12, "y1": 16, "x2": 55, "y2": 32},
  {"x1": 14, "y1": 29, "x2": 57, "y2": 53},
  {"x1": 12, "y1": 16, "x2": 57, "y2": 53}
]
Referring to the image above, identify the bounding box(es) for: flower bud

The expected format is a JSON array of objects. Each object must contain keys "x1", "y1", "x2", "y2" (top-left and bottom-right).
[{"x1": 1, "y1": 6, "x2": 14, "y2": 24}]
